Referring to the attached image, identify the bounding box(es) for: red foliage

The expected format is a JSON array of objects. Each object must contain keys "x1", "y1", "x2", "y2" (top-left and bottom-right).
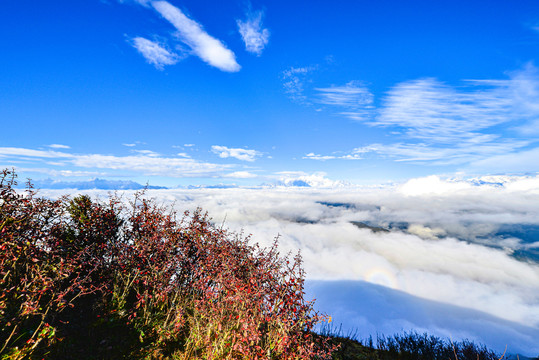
[{"x1": 0, "y1": 169, "x2": 334, "y2": 359}]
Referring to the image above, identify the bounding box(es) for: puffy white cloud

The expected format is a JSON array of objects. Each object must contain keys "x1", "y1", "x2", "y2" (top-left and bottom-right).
[
  {"x1": 131, "y1": 37, "x2": 180, "y2": 69},
  {"x1": 211, "y1": 145, "x2": 262, "y2": 162},
  {"x1": 397, "y1": 175, "x2": 473, "y2": 196},
  {"x1": 406, "y1": 224, "x2": 446, "y2": 240},
  {"x1": 237, "y1": 10, "x2": 270, "y2": 56},
  {"x1": 151, "y1": 1, "x2": 240, "y2": 72},
  {"x1": 273, "y1": 171, "x2": 347, "y2": 188},
  {"x1": 223, "y1": 171, "x2": 257, "y2": 179}
]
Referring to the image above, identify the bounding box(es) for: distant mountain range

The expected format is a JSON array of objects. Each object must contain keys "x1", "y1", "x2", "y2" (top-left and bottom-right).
[{"x1": 23, "y1": 178, "x2": 167, "y2": 190}]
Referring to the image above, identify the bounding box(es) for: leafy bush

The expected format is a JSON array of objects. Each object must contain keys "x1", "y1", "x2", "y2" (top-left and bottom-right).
[{"x1": 0, "y1": 169, "x2": 333, "y2": 359}]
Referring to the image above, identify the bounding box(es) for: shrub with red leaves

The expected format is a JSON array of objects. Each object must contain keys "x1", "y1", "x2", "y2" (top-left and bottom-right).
[{"x1": 0, "y1": 169, "x2": 334, "y2": 359}]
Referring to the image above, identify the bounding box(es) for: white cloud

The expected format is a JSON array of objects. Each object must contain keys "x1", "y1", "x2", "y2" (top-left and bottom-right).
[
  {"x1": 406, "y1": 224, "x2": 446, "y2": 240},
  {"x1": 295, "y1": 65, "x2": 539, "y2": 169},
  {"x1": 211, "y1": 145, "x2": 262, "y2": 162},
  {"x1": 303, "y1": 152, "x2": 363, "y2": 161},
  {"x1": 132, "y1": 149, "x2": 160, "y2": 157},
  {"x1": 7, "y1": 167, "x2": 107, "y2": 178},
  {"x1": 0, "y1": 146, "x2": 232, "y2": 178},
  {"x1": 282, "y1": 66, "x2": 316, "y2": 103},
  {"x1": 316, "y1": 81, "x2": 373, "y2": 109},
  {"x1": 397, "y1": 175, "x2": 473, "y2": 196},
  {"x1": 273, "y1": 171, "x2": 347, "y2": 188},
  {"x1": 237, "y1": 10, "x2": 270, "y2": 56},
  {"x1": 373, "y1": 77, "x2": 515, "y2": 143},
  {"x1": 48, "y1": 144, "x2": 71, "y2": 149},
  {"x1": 363, "y1": 65, "x2": 539, "y2": 147},
  {"x1": 223, "y1": 171, "x2": 257, "y2": 179},
  {"x1": 303, "y1": 153, "x2": 336, "y2": 161},
  {"x1": 131, "y1": 36, "x2": 180, "y2": 69},
  {"x1": 151, "y1": 1, "x2": 240, "y2": 72},
  {"x1": 71, "y1": 153, "x2": 230, "y2": 177},
  {"x1": 346, "y1": 140, "x2": 529, "y2": 165},
  {"x1": 0, "y1": 147, "x2": 73, "y2": 159}
]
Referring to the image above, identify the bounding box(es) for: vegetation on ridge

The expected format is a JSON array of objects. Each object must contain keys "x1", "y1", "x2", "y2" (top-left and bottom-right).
[{"x1": 0, "y1": 169, "x2": 332, "y2": 359}]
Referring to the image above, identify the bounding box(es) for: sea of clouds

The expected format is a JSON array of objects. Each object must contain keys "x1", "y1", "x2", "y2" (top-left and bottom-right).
[{"x1": 41, "y1": 175, "x2": 539, "y2": 356}]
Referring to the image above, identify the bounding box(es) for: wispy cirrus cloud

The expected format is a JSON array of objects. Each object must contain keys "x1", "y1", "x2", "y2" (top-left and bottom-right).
[
  {"x1": 300, "y1": 65, "x2": 539, "y2": 167},
  {"x1": 71, "y1": 154, "x2": 230, "y2": 177},
  {"x1": 47, "y1": 144, "x2": 71, "y2": 149},
  {"x1": 315, "y1": 81, "x2": 374, "y2": 121},
  {"x1": 131, "y1": 36, "x2": 181, "y2": 69},
  {"x1": 316, "y1": 81, "x2": 373, "y2": 108},
  {"x1": 303, "y1": 152, "x2": 363, "y2": 161},
  {"x1": 354, "y1": 65, "x2": 539, "y2": 143},
  {"x1": 150, "y1": 1, "x2": 240, "y2": 72},
  {"x1": 305, "y1": 139, "x2": 531, "y2": 165},
  {"x1": 372, "y1": 78, "x2": 515, "y2": 143},
  {"x1": 132, "y1": 149, "x2": 161, "y2": 157},
  {"x1": 0, "y1": 146, "x2": 233, "y2": 178},
  {"x1": 349, "y1": 140, "x2": 530, "y2": 165},
  {"x1": 211, "y1": 145, "x2": 262, "y2": 162},
  {"x1": 0, "y1": 147, "x2": 73, "y2": 159},
  {"x1": 237, "y1": 8, "x2": 270, "y2": 56}
]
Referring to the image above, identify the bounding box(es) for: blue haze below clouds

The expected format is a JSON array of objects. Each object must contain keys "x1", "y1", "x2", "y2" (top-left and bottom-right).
[{"x1": 305, "y1": 280, "x2": 539, "y2": 357}]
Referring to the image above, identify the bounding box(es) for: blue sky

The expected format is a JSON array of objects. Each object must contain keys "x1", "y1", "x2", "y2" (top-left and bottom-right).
[{"x1": 2, "y1": 0, "x2": 539, "y2": 187}]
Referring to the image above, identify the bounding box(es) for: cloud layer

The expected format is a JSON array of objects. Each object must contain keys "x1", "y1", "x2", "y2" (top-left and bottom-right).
[{"x1": 40, "y1": 176, "x2": 539, "y2": 355}]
